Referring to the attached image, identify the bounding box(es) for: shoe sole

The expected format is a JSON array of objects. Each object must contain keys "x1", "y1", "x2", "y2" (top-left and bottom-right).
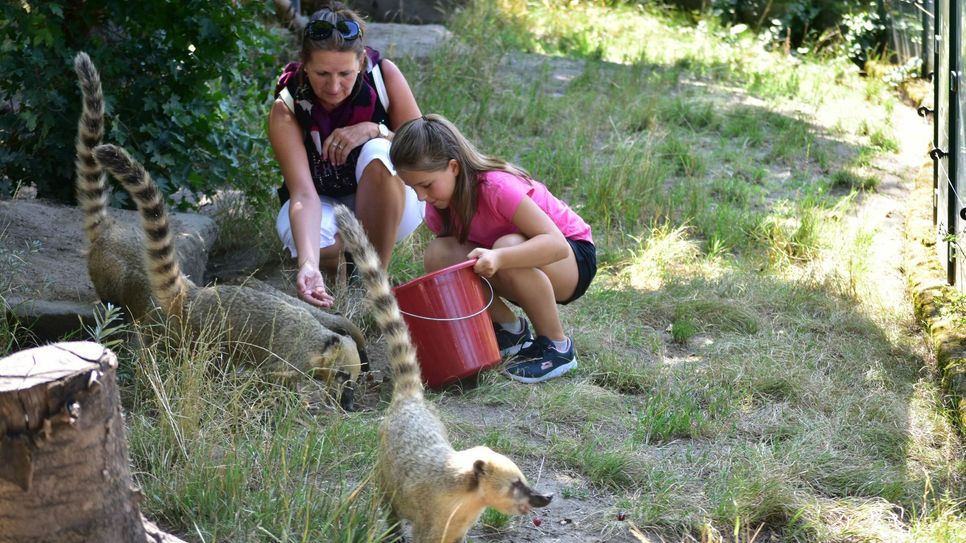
[{"x1": 504, "y1": 360, "x2": 577, "y2": 384}]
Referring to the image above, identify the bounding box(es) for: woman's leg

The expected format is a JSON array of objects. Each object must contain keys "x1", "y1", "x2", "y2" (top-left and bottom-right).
[
  {"x1": 354, "y1": 159, "x2": 404, "y2": 269},
  {"x1": 277, "y1": 197, "x2": 346, "y2": 288},
  {"x1": 318, "y1": 241, "x2": 344, "y2": 287}
]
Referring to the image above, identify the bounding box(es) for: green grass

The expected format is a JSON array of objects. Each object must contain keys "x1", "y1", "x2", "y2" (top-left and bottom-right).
[{"x1": 3, "y1": 1, "x2": 965, "y2": 541}]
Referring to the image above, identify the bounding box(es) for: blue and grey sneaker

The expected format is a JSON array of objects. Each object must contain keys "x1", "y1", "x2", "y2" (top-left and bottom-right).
[
  {"x1": 504, "y1": 336, "x2": 577, "y2": 384},
  {"x1": 494, "y1": 317, "x2": 533, "y2": 357}
]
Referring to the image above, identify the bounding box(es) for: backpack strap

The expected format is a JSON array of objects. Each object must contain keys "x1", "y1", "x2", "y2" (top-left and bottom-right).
[
  {"x1": 368, "y1": 56, "x2": 390, "y2": 111},
  {"x1": 279, "y1": 86, "x2": 295, "y2": 113}
]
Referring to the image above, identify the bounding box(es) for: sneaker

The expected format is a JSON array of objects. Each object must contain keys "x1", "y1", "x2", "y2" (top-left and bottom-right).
[
  {"x1": 493, "y1": 317, "x2": 533, "y2": 357},
  {"x1": 504, "y1": 336, "x2": 577, "y2": 384}
]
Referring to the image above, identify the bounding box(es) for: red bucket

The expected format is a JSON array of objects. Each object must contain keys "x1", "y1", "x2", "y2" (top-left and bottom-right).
[{"x1": 392, "y1": 259, "x2": 500, "y2": 389}]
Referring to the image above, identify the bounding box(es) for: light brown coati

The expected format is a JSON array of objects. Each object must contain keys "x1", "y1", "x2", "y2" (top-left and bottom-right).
[
  {"x1": 334, "y1": 204, "x2": 552, "y2": 542},
  {"x1": 93, "y1": 143, "x2": 362, "y2": 409},
  {"x1": 74, "y1": 51, "x2": 158, "y2": 319}
]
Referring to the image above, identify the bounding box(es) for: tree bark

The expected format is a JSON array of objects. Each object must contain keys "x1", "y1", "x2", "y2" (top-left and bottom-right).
[{"x1": 0, "y1": 342, "x2": 185, "y2": 543}]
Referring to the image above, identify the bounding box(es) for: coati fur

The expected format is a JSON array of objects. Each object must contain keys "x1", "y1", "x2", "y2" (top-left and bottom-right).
[
  {"x1": 74, "y1": 52, "x2": 367, "y2": 369},
  {"x1": 239, "y1": 276, "x2": 370, "y2": 372},
  {"x1": 273, "y1": 0, "x2": 308, "y2": 32},
  {"x1": 93, "y1": 143, "x2": 362, "y2": 409},
  {"x1": 74, "y1": 51, "x2": 158, "y2": 319},
  {"x1": 334, "y1": 204, "x2": 552, "y2": 542}
]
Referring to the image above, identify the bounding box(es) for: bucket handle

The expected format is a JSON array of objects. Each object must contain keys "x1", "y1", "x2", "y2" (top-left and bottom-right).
[{"x1": 398, "y1": 277, "x2": 495, "y2": 322}]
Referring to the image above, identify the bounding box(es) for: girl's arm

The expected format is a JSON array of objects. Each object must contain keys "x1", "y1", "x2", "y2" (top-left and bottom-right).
[
  {"x1": 269, "y1": 99, "x2": 333, "y2": 307},
  {"x1": 470, "y1": 197, "x2": 570, "y2": 277}
]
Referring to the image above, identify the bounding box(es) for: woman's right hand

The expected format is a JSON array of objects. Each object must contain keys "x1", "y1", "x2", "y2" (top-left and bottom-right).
[{"x1": 296, "y1": 262, "x2": 335, "y2": 308}]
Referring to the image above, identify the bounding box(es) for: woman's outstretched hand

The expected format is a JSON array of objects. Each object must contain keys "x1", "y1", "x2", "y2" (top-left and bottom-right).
[{"x1": 296, "y1": 262, "x2": 335, "y2": 308}]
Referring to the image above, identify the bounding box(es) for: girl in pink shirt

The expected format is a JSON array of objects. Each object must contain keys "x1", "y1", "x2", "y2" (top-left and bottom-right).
[{"x1": 389, "y1": 114, "x2": 597, "y2": 384}]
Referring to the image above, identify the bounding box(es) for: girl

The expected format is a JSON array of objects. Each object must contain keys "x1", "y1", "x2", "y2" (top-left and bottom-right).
[
  {"x1": 269, "y1": 2, "x2": 425, "y2": 308},
  {"x1": 389, "y1": 114, "x2": 597, "y2": 384}
]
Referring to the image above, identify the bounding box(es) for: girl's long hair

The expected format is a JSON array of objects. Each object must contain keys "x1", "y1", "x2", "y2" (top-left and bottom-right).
[{"x1": 389, "y1": 114, "x2": 531, "y2": 244}]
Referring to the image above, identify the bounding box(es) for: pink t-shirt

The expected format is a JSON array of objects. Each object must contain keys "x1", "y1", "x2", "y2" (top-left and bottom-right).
[{"x1": 424, "y1": 170, "x2": 593, "y2": 247}]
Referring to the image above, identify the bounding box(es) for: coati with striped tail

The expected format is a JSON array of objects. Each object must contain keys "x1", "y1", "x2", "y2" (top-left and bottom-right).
[
  {"x1": 333, "y1": 204, "x2": 552, "y2": 542},
  {"x1": 73, "y1": 51, "x2": 157, "y2": 319},
  {"x1": 93, "y1": 143, "x2": 362, "y2": 409},
  {"x1": 74, "y1": 51, "x2": 369, "y2": 373}
]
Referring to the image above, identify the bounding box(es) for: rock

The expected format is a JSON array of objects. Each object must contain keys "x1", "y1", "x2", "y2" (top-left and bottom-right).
[
  {"x1": 0, "y1": 199, "x2": 217, "y2": 342},
  {"x1": 364, "y1": 22, "x2": 453, "y2": 59},
  {"x1": 301, "y1": 0, "x2": 466, "y2": 24}
]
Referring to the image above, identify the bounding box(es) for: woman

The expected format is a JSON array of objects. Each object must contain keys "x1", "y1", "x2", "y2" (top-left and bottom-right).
[{"x1": 269, "y1": 2, "x2": 424, "y2": 308}]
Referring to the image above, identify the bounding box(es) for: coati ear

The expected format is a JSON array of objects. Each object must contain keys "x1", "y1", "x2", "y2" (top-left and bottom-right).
[{"x1": 465, "y1": 459, "x2": 487, "y2": 490}]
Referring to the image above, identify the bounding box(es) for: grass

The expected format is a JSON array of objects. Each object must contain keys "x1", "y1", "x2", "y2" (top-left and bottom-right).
[{"x1": 2, "y1": 0, "x2": 965, "y2": 541}]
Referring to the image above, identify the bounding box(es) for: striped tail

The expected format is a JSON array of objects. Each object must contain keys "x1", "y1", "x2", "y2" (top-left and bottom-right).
[
  {"x1": 92, "y1": 144, "x2": 188, "y2": 316},
  {"x1": 73, "y1": 52, "x2": 108, "y2": 244},
  {"x1": 333, "y1": 204, "x2": 423, "y2": 401},
  {"x1": 274, "y1": 0, "x2": 308, "y2": 32}
]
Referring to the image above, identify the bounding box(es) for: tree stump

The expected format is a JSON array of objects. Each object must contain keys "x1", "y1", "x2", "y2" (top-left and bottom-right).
[{"x1": 0, "y1": 342, "x2": 185, "y2": 543}]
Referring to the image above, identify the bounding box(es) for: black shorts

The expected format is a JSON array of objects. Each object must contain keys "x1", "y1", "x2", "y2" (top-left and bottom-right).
[{"x1": 560, "y1": 238, "x2": 597, "y2": 305}]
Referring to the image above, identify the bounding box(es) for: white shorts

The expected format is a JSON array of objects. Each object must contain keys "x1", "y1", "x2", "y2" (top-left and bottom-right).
[{"x1": 276, "y1": 138, "x2": 426, "y2": 256}]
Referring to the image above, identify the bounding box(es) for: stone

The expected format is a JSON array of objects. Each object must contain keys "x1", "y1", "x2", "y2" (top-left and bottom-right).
[{"x1": 0, "y1": 199, "x2": 217, "y2": 342}]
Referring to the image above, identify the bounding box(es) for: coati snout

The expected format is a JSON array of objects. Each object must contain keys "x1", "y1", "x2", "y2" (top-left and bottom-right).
[
  {"x1": 523, "y1": 484, "x2": 553, "y2": 509},
  {"x1": 507, "y1": 479, "x2": 553, "y2": 514}
]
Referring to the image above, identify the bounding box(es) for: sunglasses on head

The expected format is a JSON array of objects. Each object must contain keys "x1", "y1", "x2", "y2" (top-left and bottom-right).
[{"x1": 304, "y1": 19, "x2": 363, "y2": 41}]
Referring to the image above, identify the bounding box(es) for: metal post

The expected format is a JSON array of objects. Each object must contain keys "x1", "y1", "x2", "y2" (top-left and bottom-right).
[
  {"x1": 948, "y1": 0, "x2": 961, "y2": 285},
  {"x1": 934, "y1": 0, "x2": 941, "y2": 225},
  {"x1": 925, "y1": 0, "x2": 935, "y2": 77}
]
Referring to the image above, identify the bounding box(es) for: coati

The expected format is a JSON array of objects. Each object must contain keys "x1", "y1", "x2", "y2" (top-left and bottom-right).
[
  {"x1": 334, "y1": 204, "x2": 552, "y2": 542},
  {"x1": 93, "y1": 143, "x2": 362, "y2": 409},
  {"x1": 74, "y1": 51, "x2": 158, "y2": 319},
  {"x1": 239, "y1": 276, "x2": 370, "y2": 372},
  {"x1": 75, "y1": 51, "x2": 368, "y2": 376}
]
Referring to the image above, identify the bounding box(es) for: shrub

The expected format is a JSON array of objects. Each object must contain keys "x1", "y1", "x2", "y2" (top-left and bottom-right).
[{"x1": 0, "y1": 1, "x2": 280, "y2": 206}]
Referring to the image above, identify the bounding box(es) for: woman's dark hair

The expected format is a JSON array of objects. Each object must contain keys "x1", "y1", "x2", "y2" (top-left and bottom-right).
[{"x1": 299, "y1": 2, "x2": 367, "y2": 62}]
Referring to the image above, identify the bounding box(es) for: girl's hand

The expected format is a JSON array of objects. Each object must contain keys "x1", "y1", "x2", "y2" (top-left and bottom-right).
[
  {"x1": 323, "y1": 122, "x2": 377, "y2": 166},
  {"x1": 296, "y1": 262, "x2": 335, "y2": 308},
  {"x1": 468, "y1": 248, "x2": 501, "y2": 278}
]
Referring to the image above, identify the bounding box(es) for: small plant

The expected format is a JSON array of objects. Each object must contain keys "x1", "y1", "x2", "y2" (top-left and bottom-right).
[
  {"x1": 669, "y1": 315, "x2": 698, "y2": 344},
  {"x1": 830, "y1": 168, "x2": 880, "y2": 191},
  {"x1": 480, "y1": 508, "x2": 512, "y2": 529},
  {"x1": 636, "y1": 388, "x2": 709, "y2": 444},
  {"x1": 82, "y1": 303, "x2": 127, "y2": 350}
]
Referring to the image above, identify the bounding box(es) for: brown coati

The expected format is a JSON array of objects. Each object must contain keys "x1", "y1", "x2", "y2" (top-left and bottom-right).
[
  {"x1": 93, "y1": 143, "x2": 362, "y2": 409},
  {"x1": 74, "y1": 51, "x2": 213, "y2": 321},
  {"x1": 238, "y1": 276, "x2": 370, "y2": 372},
  {"x1": 74, "y1": 52, "x2": 368, "y2": 369},
  {"x1": 73, "y1": 51, "x2": 157, "y2": 319},
  {"x1": 334, "y1": 204, "x2": 552, "y2": 542}
]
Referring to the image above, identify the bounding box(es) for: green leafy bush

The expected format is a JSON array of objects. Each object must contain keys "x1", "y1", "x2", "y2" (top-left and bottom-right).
[
  {"x1": 0, "y1": 0, "x2": 282, "y2": 205},
  {"x1": 662, "y1": 0, "x2": 884, "y2": 61}
]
